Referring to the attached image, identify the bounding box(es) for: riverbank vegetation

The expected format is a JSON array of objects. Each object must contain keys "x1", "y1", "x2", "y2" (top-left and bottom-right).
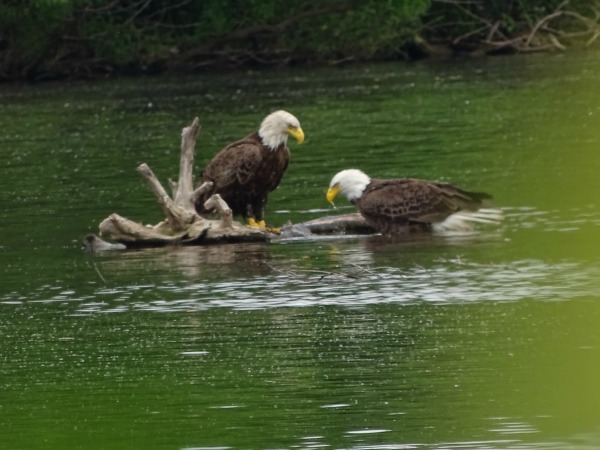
[{"x1": 2, "y1": 0, "x2": 600, "y2": 81}]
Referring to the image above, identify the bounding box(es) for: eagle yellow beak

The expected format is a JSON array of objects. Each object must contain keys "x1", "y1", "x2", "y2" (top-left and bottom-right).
[
  {"x1": 326, "y1": 185, "x2": 340, "y2": 205},
  {"x1": 288, "y1": 126, "x2": 305, "y2": 144}
]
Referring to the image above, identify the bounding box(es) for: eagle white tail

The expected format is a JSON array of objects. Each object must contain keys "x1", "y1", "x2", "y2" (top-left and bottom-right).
[{"x1": 433, "y1": 208, "x2": 503, "y2": 233}]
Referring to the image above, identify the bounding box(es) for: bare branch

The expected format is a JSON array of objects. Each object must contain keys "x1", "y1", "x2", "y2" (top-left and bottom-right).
[
  {"x1": 203, "y1": 194, "x2": 233, "y2": 229},
  {"x1": 548, "y1": 33, "x2": 567, "y2": 50},
  {"x1": 452, "y1": 25, "x2": 489, "y2": 45},
  {"x1": 180, "y1": 3, "x2": 357, "y2": 59},
  {"x1": 136, "y1": 163, "x2": 196, "y2": 231},
  {"x1": 587, "y1": 30, "x2": 600, "y2": 45},
  {"x1": 174, "y1": 117, "x2": 201, "y2": 207},
  {"x1": 524, "y1": 10, "x2": 564, "y2": 48},
  {"x1": 191, "y1": 181, "x2": 214, "y2": 206}
]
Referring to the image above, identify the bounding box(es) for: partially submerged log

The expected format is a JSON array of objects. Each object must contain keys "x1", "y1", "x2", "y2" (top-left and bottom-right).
[
  {"x1": 279, "y1": 212, "x2": 376, "y2": 238},
  {"x1": 97, "y1": 117, "x2": 268, "y2": 247},
  {"x1": 92, "y1": 117, "x2": 379, "y2": 251},
  {"x1": 82, "y1": 234, "x2": 126, "y2": 252},
  {"x1": 89, "y1": 211, "x2": 376, "y2": 251}
]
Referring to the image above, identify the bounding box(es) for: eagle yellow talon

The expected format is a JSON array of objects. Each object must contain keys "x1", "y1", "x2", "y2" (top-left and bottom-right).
[
  {"x1": 265, "y1": 226, "x2": 281, "y2": 235},
  {"x1": 247, "y1": 218, "x2": 280, "y2": 234},
  {"x1": 247, "y1": 218, "x2": 262, "y2": 228}
]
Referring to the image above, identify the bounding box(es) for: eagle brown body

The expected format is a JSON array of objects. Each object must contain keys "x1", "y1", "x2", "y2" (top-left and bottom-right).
[
  {"x1": 196, "y1": 132, "x2": 290, "y2": 220},
  {"x1": 195, "y1": 110, "x2": 304, "y2": 226},
  {"x1": 355, "y1": 178, "x2": 491, "y2": 235},
  {"x1": 327, "y1": 169, "x2": 495, "y2": 236}
]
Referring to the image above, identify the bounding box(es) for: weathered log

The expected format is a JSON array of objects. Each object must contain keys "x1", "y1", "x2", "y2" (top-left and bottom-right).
[
  {"x1": 97, "y1": 117, "x2": 269, "y2": 247},
  {"x1": 92, "y1": 212, "x2": 376, "y2": 250},
  {"x1": 82, "y1": 234, "x2": 126, "y2": 252},
  {"x1": 279, "y1": 212, "x2": 376, "y2": 238}
]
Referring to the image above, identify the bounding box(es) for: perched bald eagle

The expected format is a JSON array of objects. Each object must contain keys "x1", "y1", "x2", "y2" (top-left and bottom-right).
[
  {"x1": 195, "y1": 110, "x2": 304, "y2": 228},
  {"x1": 326, "y1": 169, "x2": 499, "y2": 236}
]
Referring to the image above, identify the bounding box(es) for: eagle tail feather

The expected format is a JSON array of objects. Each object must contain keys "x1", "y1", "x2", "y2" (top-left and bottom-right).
[{"x1": 433, "y1": 208, "x2": 503, "y2": 233}]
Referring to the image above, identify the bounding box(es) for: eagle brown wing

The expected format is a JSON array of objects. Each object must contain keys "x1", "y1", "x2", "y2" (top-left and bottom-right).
[
  {"x1": 202, "y1": 137, "x2": 262, "y2": 190},
  {"x1": 196, "y1": 132, "x2": 290, "y2": 220},
  {"x1": 356, "y1": 178, "x2": 490, "y2": 229},
  {"x1": 195, "y1": 135, "x2": 264, "y2": 217}
]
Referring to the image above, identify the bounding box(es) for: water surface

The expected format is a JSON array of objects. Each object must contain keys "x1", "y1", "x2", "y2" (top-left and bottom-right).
[{"x1": 1, "y1": 51, "x2": 600, "y2": 449}]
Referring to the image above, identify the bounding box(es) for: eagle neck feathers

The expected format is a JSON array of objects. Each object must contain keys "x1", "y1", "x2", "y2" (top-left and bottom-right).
[
  {"x1": 258, "y1": 110, "x2": 301, "y2": 151},
  {"x1": 258, "y1": 125, "x2": 289, "y2": 151},
  {"x1": 333, "y1": 169, "x2": 372, "y2": 202}
]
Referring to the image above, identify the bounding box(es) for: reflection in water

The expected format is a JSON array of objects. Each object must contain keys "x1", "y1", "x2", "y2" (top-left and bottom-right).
[
  {"x1": 110, "y1": 242, "x2": 271, "y2": 278},
  {"x1": 80, "y1": 241, "x2": 272, "y2": 288},
  {"x1": 489, "y1": 418, "x2": 540, "y2": 435},
  {"x1": 4, "y1": 205, "x2": 598, "y2": 315},
  {"x1": 39, "y1": 204, "x2": 592, "y2": 315},
  {"x1": 65, "y1": 255, "x2": 600, "y2": 314},
  {"x1": 504, "y1": 205, "x2": 600, "y2": 231}
]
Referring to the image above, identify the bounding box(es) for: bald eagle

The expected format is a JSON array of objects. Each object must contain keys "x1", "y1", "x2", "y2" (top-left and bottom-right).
[
  {"x1": 326, "y1": 169, "x2": 499, "y2": 235},
  {"x1": 195, "y1": 110, "x2": 304, "y2": 228}
]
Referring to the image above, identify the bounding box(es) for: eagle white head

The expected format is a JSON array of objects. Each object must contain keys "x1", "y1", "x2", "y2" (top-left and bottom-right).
[
  {"x1": 327, "y1": 169, "x2": 372, "y2": 205},
  {"x1": 259, "y1": 110, "x2": 304, "y2": 150}
]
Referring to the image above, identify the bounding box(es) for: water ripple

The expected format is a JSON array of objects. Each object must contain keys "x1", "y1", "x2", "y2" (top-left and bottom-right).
[{"x1": 53, "y1": 257, "x2": 600, "y2": 314}]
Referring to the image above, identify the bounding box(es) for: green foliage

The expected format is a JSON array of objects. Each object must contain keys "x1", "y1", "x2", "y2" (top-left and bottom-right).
[
  {"x1": 0, "y1": 0, "x2": 432, "y2": 79},
  {"x1": 0, "y1": 1, "x2": 73, "y2": 74},
  {"x1": 284, "y1": 0, "x2": 430, "y2": 59},
  {"x1": 423, "y1": 0, "x2": 600, "y2": 46},
  {"x1": 0, "y1": 0, "x2": 599, "y2": 80}
]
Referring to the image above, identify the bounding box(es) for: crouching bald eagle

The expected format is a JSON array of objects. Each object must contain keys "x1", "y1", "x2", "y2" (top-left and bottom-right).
[
  {"x1": 326, "y1": 169, "x2": 499, "y2": 236},
  {"x1": 195, "y1": 110, "x2": 304, "y2": 229}
]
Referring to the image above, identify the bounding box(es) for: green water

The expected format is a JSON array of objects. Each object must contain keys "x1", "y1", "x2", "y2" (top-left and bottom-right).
[{"x1": 2, "y1": 51, "x2": 600, "y2": 449}]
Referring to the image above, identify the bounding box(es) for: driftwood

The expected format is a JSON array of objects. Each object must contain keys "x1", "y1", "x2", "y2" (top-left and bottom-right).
[
  {"x1": 90, "y1": 117, "x2": 379, "y2": 251},
  {"x1": 428, "y1": 0, "x2": 600, "y2": 54},
  {"x1": 88, "y1": 211, "x2": 376, "y2": 251},
  {"x1": 89, "y1": 116, "x2": 501, "y2": 252},
  {"x1": 97, "y1": 117, "x2": 268, "y2": 247},
  {"x1": 279, "y1": 212, "x2": 375, "y2": 238}
]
